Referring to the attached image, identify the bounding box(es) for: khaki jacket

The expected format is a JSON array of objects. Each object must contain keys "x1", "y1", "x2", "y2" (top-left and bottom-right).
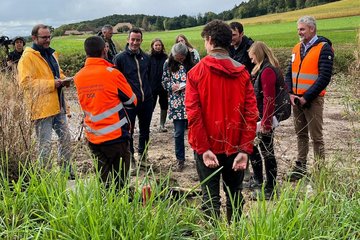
[{"x1": 18, "y1": 47, "x2": 66, "y2": 120}]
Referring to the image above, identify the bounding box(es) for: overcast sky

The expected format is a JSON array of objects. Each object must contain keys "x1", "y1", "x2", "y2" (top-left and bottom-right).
[{"x1": 0, "y1": 0, "x2": 243, "y2": 38}]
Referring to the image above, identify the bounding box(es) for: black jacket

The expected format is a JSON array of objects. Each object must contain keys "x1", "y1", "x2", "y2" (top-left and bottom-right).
[
  {"x1": 7, "y1": 50, "x2": 23, "y2": 63},
  {"x1": 285, "y1": 36, "x2": 334, "y2": 103},
  {"x1": 229, "y1": 35, "x2": 254, "y2": 74},
  {"x1": 114, "y1": 44, "x2": 152, "y2": 102},
  {"x1": 149, "y1": 52, "x2": 168, "y2": 93}
]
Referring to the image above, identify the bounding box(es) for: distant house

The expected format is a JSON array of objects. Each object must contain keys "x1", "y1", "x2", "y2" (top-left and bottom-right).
[
  {"x1": 113, "y1": 22, "x2": 133, "y2": 33},
  {"x1": 64, "y1": 30, "x2": 83, "y2": 36}
]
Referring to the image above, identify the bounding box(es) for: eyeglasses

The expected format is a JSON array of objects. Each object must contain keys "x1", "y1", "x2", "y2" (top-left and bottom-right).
[{"x1": 37, "y1": 35, "x2": 51, "y2": 40}]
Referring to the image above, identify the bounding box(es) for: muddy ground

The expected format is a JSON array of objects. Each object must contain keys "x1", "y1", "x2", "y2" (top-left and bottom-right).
[{"x1": 65, "y1": 75, "x2": 359, "y2": 199}]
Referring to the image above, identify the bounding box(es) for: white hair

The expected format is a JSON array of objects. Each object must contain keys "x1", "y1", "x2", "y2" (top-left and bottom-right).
[
  {"x1": 297, "y1": 16, "x2": 317, "y2": 30},
  {"x1": 171, "y1": 42, "x2": 188, "y2": 57}
]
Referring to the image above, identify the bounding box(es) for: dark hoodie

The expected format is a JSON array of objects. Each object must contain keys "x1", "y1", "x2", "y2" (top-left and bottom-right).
[
  {"x1": 149, "y1": 51, "x2": 167, "y2": 92},
  {"x1": 229, "y1": 35, "x2": 255, "y2": 74},
  {"x1": 285, "y1": 36, "x2": 334, "y2": 103},
  {"x1": 114, "y1": 44, "x2": 152, "y2": 102}
]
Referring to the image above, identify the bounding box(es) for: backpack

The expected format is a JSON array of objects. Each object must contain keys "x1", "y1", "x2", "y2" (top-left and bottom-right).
[{"x1": 254, "y1": 62, "x2": 291, "y2": 122}]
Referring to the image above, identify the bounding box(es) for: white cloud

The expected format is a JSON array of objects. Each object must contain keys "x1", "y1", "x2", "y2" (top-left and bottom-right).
[{"x1": 0, "y1": 0, "x2": 242, "y2": 37}]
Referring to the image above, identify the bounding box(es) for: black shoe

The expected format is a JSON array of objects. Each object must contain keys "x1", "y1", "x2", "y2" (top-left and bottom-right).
[
  {"x1": 249, "y1": 177, "x2": 263, "y2": 189},
  {"x1": 178, "y1": 161, "x2": 185, "y2": 172},
  {"x1": 288, "y1": 164, "x2": 306, "y2": 181},
  {"x1": 159, "y1": 125, "x2": 168, "y2": 132},
  {"x1": 68, "y1": 172, "x2": 76, "y2": 180},
  {"x1": 172, "y1": 160, "x2": 185, "y2": 172},
  {"x1": 250, "y1": 187, "x2": 275, "y2": 201}
]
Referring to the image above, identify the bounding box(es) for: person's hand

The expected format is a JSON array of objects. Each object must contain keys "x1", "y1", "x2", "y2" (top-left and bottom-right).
[
  {"x1": 202, "y1": 150, "x2": 219, "y2": 168},
  {"x1": 298, "y1": 96, "x2": 307, "y2": 106},
  {"x1": 61, "y1": 77, "x2": 73, "y2": 88},
  {"x1": 55, "y1": 79, "x2": 62, "y2": 88},
  {"x1": 7, "y1": 61, "x2": 14, "y2": 67},
  {"x1": 172, "y1": 83, "x2": 180, "y2": 92},
  {"x1": 232, "y1": 152, "x2": 248, "y2": 171},
  {"x1": 289, "y1": 94, "x2": 297, "y2": 106},
  {"x1": 260, "y1": 126, "x2": 271, "y2": 134}
]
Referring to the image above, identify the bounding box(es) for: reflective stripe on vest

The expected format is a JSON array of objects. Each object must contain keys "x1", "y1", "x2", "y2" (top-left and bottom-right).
[
  {"x1": 84, "y1": 102, "x2": 124, "y2": 122},
  {"x1": 124, "y1": 93, "x2": 136, "y2": 106},
  {"x1": 291, "y1": 42, "x2": 326, "y2": 96},
  {"x1": 84, "y1": 117, "x2": 128, "y2": 136}
]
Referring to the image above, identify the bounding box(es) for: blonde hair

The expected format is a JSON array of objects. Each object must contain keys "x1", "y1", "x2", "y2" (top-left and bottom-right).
[{"x1": 248, "y1": 41, "x2": 279, "y2": 76}]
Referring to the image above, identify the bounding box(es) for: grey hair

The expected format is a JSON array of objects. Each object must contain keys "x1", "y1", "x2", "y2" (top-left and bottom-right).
[
  {"x1": 171, "y1": 42, "x2": 188, "y2": 57},
  {"x1": 102, "y1": 24, "x2": 113, "y2": 31},
  {"x1": 297, "y1": 16, "x2": 316, "y2": 30}
]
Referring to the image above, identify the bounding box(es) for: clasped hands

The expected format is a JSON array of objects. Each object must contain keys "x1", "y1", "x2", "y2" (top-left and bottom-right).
[{"x1": 202, "y1": 150, "x2": 248, "y2": 171}]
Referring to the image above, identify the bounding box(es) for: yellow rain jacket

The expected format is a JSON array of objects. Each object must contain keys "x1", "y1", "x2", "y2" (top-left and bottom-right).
[{"x1": 18, "y1": 47, "x2": 66, "y2": 120}]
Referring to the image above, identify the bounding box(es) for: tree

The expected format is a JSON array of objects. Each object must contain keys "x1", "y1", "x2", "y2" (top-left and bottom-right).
[
  {"x1": 154, "y1": 17, "x2": 164, "y2": 31},
  {"x1": 77, "y1": 24, "x2": 92, "y2": 31},
  {"x1": 204, "y1": 12, "x2": 217, "y2": 23},
  {"x1": 141, "y1": 16, "x2": 149, "y2": 31}
]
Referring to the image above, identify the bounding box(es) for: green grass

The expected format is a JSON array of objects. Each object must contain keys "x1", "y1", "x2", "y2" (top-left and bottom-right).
[
  {"x1": 1, "y1": 152, "x2": 359, "y2": 239},
  {"x1": 51, "y1": 15, "x2": 360, "y2": 57}
]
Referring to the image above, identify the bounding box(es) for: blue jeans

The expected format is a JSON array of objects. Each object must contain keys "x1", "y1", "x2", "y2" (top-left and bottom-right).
[
  {"x1": 34, "y1": 113, "x2": 72, "y2": 173},
  {"x1": 173, "y1": 119, "x2": 186, "y2": 162}
]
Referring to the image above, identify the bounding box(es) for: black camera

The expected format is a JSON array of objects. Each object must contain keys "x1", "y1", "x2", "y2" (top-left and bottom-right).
[
  {"x1": 294, "y1": 98, "x2": 301, "y2": 106},
  {"x1": 0, "y1": 36, "x2": 12, "y2": 46},
  {"x1": 294, "y1": 97, "x2": 311, "y2": 109}
]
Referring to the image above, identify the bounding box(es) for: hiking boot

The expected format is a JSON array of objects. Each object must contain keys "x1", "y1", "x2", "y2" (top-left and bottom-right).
[
  {"x1": 287, "y1": 164, "x2": 307, "y2": 181},
  {"x1": 159, "y1": 125, "x2": 168, "y2": 132},
  {"x1": 177, "y1": 161, "x2": 185, "y2": 172},
  {"x1": 172, "y1": 160, "x2": 185, "y2": 172},
  {"x1": 250, "y1": 187, "x2": 276, "y2": 201},
  {"x1": 138, "y1": 154, "x2": 152, "y2": 169},
  {"x1": 249, "y1": 177, "x2": 263, "y2": 190}
]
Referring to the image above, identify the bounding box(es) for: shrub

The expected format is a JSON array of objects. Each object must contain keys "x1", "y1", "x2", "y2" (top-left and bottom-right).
[
  {"x1": 0, "y1": 71, "x2": 34, "y2": 182},
  {"x1": 59, "y1": 52, "x2": 86, "y2": 77}
]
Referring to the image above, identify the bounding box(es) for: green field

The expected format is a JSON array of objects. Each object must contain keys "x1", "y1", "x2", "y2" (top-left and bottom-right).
[{"x1": 51, "y1": 15, "x2": 360, "y2": 57}]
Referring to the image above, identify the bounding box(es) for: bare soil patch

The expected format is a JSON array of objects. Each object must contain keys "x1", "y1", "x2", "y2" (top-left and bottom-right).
[{"x1": 65, "y1": 75, "x2": 359, "y2": 197}]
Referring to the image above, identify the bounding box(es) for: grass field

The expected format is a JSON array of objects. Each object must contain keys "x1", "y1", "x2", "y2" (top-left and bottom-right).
[
  {"x1": 51, "y1": 15, "x2": 360, "y2": 57},
  {"x1": 50, "y1": 0, "x2": 360, "y2": 57}
]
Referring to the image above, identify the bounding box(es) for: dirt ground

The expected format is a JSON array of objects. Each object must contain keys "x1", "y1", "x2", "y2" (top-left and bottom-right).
[{"x1": 65, "y1": 75, "x2": 359, "y2": 198}]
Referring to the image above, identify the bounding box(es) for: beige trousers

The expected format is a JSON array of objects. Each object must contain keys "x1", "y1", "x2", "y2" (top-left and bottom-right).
[{"x1": 293, "y1": 96, "x2": 325, "y2": 166}]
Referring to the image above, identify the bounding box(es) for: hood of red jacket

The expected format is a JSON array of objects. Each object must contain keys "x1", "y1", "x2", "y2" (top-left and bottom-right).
[{"x1": 202, "y1": 49, "x2": 248, "y2": 78}]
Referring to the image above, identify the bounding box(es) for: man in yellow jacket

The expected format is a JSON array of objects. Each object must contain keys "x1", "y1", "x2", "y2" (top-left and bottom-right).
[{"x1": 18, "y1": 24, "x2": 74, "y2": 178}]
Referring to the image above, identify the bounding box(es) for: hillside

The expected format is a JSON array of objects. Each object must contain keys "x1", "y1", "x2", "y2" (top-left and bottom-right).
[
  {"x1": 234, "y1": 0, "x2": 360, "y2": 25},
  {"x1": 54, "y1": 0, "x2": 357, "y2": 35}
]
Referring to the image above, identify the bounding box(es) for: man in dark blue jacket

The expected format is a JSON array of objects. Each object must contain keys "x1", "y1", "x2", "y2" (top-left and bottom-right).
[
  {"x1": 114, "y1": 28, "x2": 153, "y2": 170},
  {"x1": 285, "y1": 16, "x2": 334, "y2": 181}
]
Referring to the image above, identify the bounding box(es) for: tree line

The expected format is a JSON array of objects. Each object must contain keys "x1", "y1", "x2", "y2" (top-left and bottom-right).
[{"x1": 53, "y1": 0, "x2": 339, "y2": 36}]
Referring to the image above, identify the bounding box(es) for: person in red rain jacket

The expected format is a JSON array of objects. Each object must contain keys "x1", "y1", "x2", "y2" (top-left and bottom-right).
[
  {"x1": 185, "y1": 20, "x2": 258, "y2": 223},
  {"x1": 74, "y1": 36, "x2": 137, "y2": 190}
]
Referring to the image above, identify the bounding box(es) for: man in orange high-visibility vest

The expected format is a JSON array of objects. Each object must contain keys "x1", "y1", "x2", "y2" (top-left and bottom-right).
[
  {"x1": 285, "y1": 16, "x2": 334, "y2": 181},
  {"x1": 74, "y1": 36, "x2": 137, "y2": 189}
]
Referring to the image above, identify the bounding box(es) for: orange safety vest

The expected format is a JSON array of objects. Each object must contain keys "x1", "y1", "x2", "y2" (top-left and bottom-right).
[
  {"x1": 291, "y1": 42, "x2": 326, "y2": 96},
  {"x1": 75, "y1": 58, "x2": 136, "y2": 144}
]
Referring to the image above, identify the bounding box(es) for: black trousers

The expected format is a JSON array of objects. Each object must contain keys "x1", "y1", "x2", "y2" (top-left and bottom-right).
[
  {"x1": 88, "y1": 141, "x2": 130, "y2": 189},
  {"x1": 127, "y1": 98, "x2": 153, "y2": 156},
  {"x1": 194, "y1": 152, "x2": 245, "y2": 221},
  {"x1": 152, "y1": 88, "x2": 168, "y2": 111},
  {"x1": 250, "y1": 131, "x2": 277, "y2": 189}
]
